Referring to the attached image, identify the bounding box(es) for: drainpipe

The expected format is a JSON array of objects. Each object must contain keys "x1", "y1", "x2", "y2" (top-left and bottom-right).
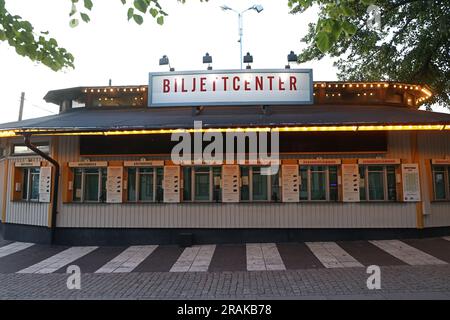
[{"x1": 23, "y1": 134, "x2": 60, "y2": 244}]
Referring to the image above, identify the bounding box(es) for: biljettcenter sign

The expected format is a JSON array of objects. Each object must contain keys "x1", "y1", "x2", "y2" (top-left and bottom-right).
[{"x1": 148, "y1": 69, "x2": 313, "y2": 107}]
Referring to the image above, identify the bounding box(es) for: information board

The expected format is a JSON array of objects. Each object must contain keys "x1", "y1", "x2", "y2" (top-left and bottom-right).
[
  {"x1": 106, "y1": 167, "x2": 123, "y2": 203},
  {"x1": 39, "y1": 166, "x2": 52, "y2": 203},
  {"x1": 222, "y1": 165, "x2": 240, "y2": 203},
  {"x1": 401, "y1": 164, "x2": 421, "y2": 202},
  {"x1": 281, "y1": 164, "x2": 299, "y2": 202},
  {"x1": 342, "y1": 164, "x2": 360, "y2": 202},
  {"x1": 164, "y1": 166, "x2": 181, "y2": 203}
]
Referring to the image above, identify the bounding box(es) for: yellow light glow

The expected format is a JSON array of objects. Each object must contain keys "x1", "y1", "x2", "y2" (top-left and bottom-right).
[
  {"x1": 8, "y1": 123, "x2": 449, "y2": 138},
  {"x1": 0, "y1": 130, "x2": 17, "y2": 137},
  {"x1": 421, "y1": 88, "x2": 432, "y2": 97}
]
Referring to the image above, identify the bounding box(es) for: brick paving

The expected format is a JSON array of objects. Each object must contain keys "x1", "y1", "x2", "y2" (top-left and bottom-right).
[
  {"x1": 0, "y1": 265, "x2": 449, "y2": 300},
  {"x1": 1, "y1": 232, "x2": 449, "y2": 299}
]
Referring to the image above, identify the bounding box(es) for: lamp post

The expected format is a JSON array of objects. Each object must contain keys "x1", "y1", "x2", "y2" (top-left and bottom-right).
[{"x1": 220, "y1": 4, "x2": 264, "y2": 69}]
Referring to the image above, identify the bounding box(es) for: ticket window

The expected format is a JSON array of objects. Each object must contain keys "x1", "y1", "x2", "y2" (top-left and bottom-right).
[
  {"x1": 432, "y1": 166, "x2": 450, "y2": 201},
  {"x1": 21, "y1": 167, "x2": 40, "y2": 202},
  {"x1": 72, "y1": 168, "x2": 107, "y2": 203},
  {"x1": 240, "y1": 166, "x2": 280, "y2": 202},
  {"x1": 299, "y1": 166, "x2": 338, "y2": 202},
  {"x1": 359, "y1": 165, "x2": 397, "y2": 201},
  {"x1": 182, "y1": 166, "x2": 222, "y2": 202},
  {"x1": 127, "y1": 167, "x2": 164, "y2": 203},
  {"x1": 11, "y1": 167, "x2": 40, "y2": 202}
]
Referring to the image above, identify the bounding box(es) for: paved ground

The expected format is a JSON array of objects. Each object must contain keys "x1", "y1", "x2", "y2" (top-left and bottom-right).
[{"x1": 0, "y1": 235, "x2": 450, "y2": 299}]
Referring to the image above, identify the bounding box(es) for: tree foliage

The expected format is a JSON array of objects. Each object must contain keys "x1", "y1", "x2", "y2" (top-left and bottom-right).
[
  {"x1": 289, "y1": 0, "x2": 450, "y2": 107},
  {"x1": 0, "y1": 0, "x2": 205, "y2": 71}
]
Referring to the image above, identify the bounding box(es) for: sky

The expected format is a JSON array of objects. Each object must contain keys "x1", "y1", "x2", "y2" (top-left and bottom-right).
[{"x1": 0, "y1": 0, "x2": 445, "y2": 123}]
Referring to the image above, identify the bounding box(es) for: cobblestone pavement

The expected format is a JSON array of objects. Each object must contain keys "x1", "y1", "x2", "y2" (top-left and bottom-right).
[
  {"x1": 1, "y1": 235, "x2": 450, "y2": 299},
  {"x1": 0, "y1": 265, "x2": 449, "y2": 300}
]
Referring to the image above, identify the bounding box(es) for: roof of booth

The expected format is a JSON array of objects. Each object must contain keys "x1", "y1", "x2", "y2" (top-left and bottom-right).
[{"x1": 1, "y1": 104, "x2": 450, "y2": 135}]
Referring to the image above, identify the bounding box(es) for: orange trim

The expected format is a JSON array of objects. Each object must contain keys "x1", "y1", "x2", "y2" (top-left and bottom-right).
[
  {"x1": 10, "y1": 165, "x2": 23, "y2": 202},
  {"x1": 62, "y1": 163, "x2": 74, "y2": 203},
  {"x1": 108, "y1": 161, "x2": 123, "y2": 167},
  {"x1": 341, "y1": 159, "x2": 358, "y2": 164},
  {"x1": 281, "y1": 159, "x2": 298, "y2": 165}
]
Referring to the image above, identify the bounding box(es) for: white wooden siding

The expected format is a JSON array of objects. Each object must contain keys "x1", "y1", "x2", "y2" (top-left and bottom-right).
[
  {"x1": 5, "y1": 156, "x2": 49, "y2": 227},
  {"x1": 57, "y1": 202, "x2": 417, "y2": 228},
  {"x1": 55, "y1": 135, "x2": 418, "y2": 229},
  {"x1": 3, "y1": 131, "x2": 449, "y2": 229}
]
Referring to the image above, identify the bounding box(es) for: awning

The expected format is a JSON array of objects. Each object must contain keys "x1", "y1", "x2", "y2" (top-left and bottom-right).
[{"x1": 1, "y1": 105, "x2": 450, "y2": 136}]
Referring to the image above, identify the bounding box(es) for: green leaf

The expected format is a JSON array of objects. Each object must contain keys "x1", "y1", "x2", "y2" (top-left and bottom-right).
[
  {"x1": 80, "y1": 12, "x2": 90, "y2": 23},
  {"x1": 69, "y1": 18, "x2": 79, "y2": 28},
  {"x1": 316, "y1": 31, "x2": 331, "y2": 53},
  {"x1": 83, "y1": 0, "x2": 93, "y2": 10},
  {"x1": 340, "y1": 5, "x2": 355, "y2": 16},
  {"x1": 156, "y1": 15, "x2": 164, "y2": 25},
  {"x1": 149, "y1": 8, "x2": 158, "y2": 18},
  {"x1": 133, "y1": 14, "x2": 144, "y2": 25},
  {"x1": 69, "y1": 3, "x2": 77, "y2": 16},
  {"x1": 342, "y1": 20, "x2": 357, "y2": 35},
  {"x1": 133, "y1": 0, "x2": 148, "y2": 14},
  {"x1": 121, "y1": 0, "x2": 127, "y2": 4},
  {"x1": 127, "y1": 8, "x2": 134, "y2": 20},
  {"x1": 0, "y1": 30, "x2": 6, "y2": 41}
]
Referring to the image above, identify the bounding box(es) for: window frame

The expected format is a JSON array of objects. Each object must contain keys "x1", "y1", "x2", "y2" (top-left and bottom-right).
[
  {"x1": 72, "y1": 167, "x2": 107, "y2": 203},
  {"x1": 182, "y1": 166, "x2": 222, "y2": 202},
  {"x1": 240, "y1": 166, "x2": 279, "y2": 202},
  {"x1": 21, "y1": 167, "x2": 40, "y2": 202},
  {"x1": 12, "y1": 143, "x2": 50, "y2": 156},
  {"x1": 299, "y1": 165, "x2": 338, "y2": 202},
  {"x1": 127, "y1": 167, "x2": 164, "y2": 203},
  {"x1": 431, "y1": 165, "x2": 450, "y2": 201},
  {"x1": 359, "y1": 165, "x2": 397, "y2": 202}
]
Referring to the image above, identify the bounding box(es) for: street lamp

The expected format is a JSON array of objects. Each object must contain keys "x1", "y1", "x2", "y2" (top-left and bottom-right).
[{"x1": 220, "y1": 4, "x2": 264, "y2": 69}]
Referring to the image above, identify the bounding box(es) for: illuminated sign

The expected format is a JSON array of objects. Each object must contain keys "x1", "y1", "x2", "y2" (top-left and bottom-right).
[{"x1": 148, "y1": 69, "x2": 313, "y2": 107}]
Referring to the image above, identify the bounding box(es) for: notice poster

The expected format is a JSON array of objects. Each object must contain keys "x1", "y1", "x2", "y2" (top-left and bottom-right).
[
  {"x1": 281, "y1": 164, "x2": 299, "y2": 202},
  {"x1": 164, "y1": 166, "x2": 181, "y2": 203},
  {"x1": 342, "y1": 164, "x2": 360, "y2": 202},
  {"x1": 222, "y1": 165, "x2": 239, "y2": 203},
  {"x1": 402, "y1": 164, "x2": 421, "y2": 202},
  {"x1": 38, "y1": 167, "x2": 52, "y2": 203},
  {"x1": 106, "y1": 167, "x2": 123, "y2": 203}
]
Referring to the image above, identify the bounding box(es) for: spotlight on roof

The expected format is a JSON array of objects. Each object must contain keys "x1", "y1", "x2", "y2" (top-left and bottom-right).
[
  {"x1": 243, "y1": 52, "x2": 253, "y2": 69},
  {"x1": 159, "y1": 55, "x2": 174, "y2": 72},
  {"x1": 286, "y1": 51, "x2": 298, "y2": 69},
  {"x1": 220, "y1": 5, "x2": 233, "y2": 11},
  {"x1": 249, "y1": 4, "x2": 264, "y2": 13},
  {"x1": 203, "y1": 52, "x2": 213, "y2": 70}
]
